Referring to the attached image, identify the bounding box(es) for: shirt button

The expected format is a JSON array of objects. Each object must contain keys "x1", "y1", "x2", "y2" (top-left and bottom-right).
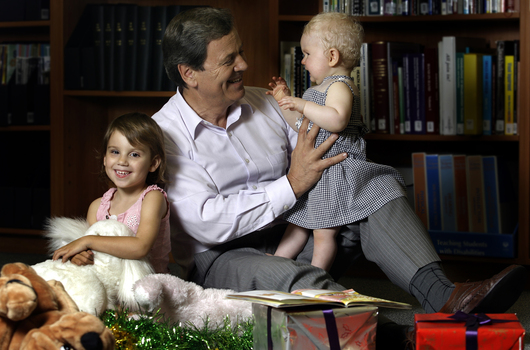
[
  {"x1": 228, "y1": 132, "x2": 232, "y2": 137},
  {"x1": 252, "y1": 185, "x2": 257, "y2": 190},
  {"x1": 245, "y1": 159, "x2": 250, "y2": 163},
  {"x1": 284, "y1": 205, "x2": 289, "y2": 210}
]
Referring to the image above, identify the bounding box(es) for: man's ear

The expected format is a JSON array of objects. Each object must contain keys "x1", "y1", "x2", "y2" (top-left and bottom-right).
[
  {"x1": 178, "y1": 64, "x2": 197, "y2": 87},
  {"x1": 149, "y1": 155, "x2": 161, "y2": 173},
  {"x1": 328, "y1": 48, "x2": 340, "y2": 67}
]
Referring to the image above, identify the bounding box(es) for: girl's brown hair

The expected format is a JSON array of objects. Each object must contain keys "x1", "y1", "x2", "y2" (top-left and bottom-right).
[{"x1": 100, "y1": 112, "x2": 167, "y2": 187}]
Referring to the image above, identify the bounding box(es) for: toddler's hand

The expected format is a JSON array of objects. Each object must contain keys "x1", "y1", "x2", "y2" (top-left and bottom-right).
[
  {"x1": 266, "y1": 76, "x2": 291, "y2": 102},
  {"x1": 278, "y1": 96, "x2": 305, "y2": 114}
]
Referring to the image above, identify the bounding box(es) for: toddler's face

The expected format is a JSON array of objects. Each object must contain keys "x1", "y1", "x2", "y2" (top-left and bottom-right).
[{"x1": 300, "y1": 32, "x2": 330, "y2": 85}]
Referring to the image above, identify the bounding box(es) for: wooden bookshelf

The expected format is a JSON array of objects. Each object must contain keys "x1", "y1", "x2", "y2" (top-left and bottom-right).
[
  {"x1": 1, "y1": 0, "x2": 528, "y2": 268},
  {"x1": 270, "y1": 0, "x2": 530, "y2": 265}
]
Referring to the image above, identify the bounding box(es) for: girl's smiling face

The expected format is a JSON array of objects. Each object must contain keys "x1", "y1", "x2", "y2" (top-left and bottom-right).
[{"x1": 103, "y1": 130, "x2": 160, "y2": 192}]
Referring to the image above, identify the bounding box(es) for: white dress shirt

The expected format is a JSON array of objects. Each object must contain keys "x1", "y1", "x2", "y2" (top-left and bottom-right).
[{"x1": 153, "y1": 87, "x2": 299, "y2": 274}]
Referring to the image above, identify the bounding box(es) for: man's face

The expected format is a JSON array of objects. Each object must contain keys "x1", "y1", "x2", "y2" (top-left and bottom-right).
[{"x1": 194, "y1": 29, "x2": 248, "y2": 108}]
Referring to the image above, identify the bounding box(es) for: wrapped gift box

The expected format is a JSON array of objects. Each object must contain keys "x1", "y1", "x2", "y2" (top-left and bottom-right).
[
  {"x1": 415, "y1": 312, "x2": 525, "y2": 350},
  {"x1": 252, "y1": 304, "x2": 377, "y2": 350}
]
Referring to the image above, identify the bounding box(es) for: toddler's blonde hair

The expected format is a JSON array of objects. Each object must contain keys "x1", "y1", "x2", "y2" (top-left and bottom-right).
[{"x1": 304, "y1": 12, "x2": 364, "y2": 69}]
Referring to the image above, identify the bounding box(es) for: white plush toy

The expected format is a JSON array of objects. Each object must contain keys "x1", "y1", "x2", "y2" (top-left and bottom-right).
[
  {"x1": 32, "y1": 217, "x2": 154, "y2": 315},
  {"x1": 133, "y1": 273, "x2": 253, "y2": 329}
]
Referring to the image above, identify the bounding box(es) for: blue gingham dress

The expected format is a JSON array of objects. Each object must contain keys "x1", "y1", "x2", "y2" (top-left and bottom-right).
[{"x1": 284, "y1": 75, "x2": 407, "y2": 229}]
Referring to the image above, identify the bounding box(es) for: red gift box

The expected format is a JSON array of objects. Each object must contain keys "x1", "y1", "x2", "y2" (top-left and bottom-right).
[{"x1": 415, "y1": 312, "x2": 525, "y2": 350}]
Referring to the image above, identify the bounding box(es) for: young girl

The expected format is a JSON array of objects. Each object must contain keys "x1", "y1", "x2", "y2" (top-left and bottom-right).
[
  {"x1": 267, "y1": 12, "x2": 405, "y2": 271},
  {"x1": 53, "y1": 112, "x2": 171, "y2": 274}
]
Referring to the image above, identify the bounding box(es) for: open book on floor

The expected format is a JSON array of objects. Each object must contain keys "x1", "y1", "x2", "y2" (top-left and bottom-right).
[{"x1": 225, "y1": 288, "x2": 411, "y2": 309}]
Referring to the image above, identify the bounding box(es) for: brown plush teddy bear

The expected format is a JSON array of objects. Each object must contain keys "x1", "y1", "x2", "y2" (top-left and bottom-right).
[{"x1": 0, "y1": 262, "x2": 115, "y2": 350}]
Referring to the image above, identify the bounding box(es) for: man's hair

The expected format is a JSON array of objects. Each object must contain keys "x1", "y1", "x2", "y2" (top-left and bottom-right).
[
  {"x1": 100, "y1": 112, "x2": 167, "y2": 187},
  {"x1": 303, "y1": 12, "x2": 364, "y2": 69},
  {"x1": 163, "y1": 7, "x2": 234, "y2": 88}
]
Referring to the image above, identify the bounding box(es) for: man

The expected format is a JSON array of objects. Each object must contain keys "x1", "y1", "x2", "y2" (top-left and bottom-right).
[{"x1": 152, "y1": 6, "x2": 526, "y2": 349}]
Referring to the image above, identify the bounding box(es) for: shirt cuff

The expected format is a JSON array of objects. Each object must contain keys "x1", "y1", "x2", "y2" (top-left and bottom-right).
[{"x1": 265, "y1": 175, "x2": 297, "y2": 217}]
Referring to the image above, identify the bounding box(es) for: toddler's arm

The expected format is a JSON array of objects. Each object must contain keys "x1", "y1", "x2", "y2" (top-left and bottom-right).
[
  {"x1": 266, "y1": 76, "x2": 303, "y2": 131},
  {"x1": 53, "y1": 191, "x2": 167, "y2": 262},
  {"x1": 280, "y1": 82, "x2": 353, "y2": 133}
]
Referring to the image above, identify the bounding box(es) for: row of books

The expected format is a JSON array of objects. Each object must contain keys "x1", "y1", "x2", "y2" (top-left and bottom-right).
[
  {"x1": 360, "y1": 38, "x2": 520, "y2": 136},
  {"x1": 280, "y1": 38, "x2": 519, "y2": 136},
  {"x1": 65, "y1": 3, "x2": 199, "y2": 92},
  {"x1": 322, "y1": 0, "x2": 518, "y2": 16},
  {"x1": 0, "y1": 0, "x2": 50, "y2": 22},
  {"x1": 412, "y1": 152, "x2": 517, "y2": 235},
  {"x1": 0, "y1": 42, "x2": 50, "y2": 126}
]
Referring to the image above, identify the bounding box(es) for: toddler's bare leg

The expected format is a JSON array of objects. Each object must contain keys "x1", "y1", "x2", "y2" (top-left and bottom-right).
[
  {"x1": 273, "y1": 223, "x2": 310, "y2": 259},
  {"x1": 312, "y1": 227, "x2": 341, "y2": 271}
]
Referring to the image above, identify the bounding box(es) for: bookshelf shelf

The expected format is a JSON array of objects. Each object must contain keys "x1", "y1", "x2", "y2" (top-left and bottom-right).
[
  {"x1": 0, "y1": 20, "x2": 50, "y2": 28},
  {"x1": 64, "y1": 90, "x2": 175, "y2": 98},
  {"x1": 364, "y1": 134, "x2": 519, "y2": 142},
  {"x1": 0, "y1": 125, "x2": 51, "y2": 132}
]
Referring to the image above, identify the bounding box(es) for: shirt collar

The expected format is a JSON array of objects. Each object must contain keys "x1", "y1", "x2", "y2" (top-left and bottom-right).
[{"x1": 175, "y1": 88, "x2": 254, "y2": 139}]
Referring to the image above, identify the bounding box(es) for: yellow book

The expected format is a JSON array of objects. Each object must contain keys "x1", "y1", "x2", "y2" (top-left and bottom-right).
[
  {"x1": 463, "y1": 53, "x2": 483, "y2": 135},
  {"x1": 504, "y1": 55, "x2": 515, "y2": 135}
]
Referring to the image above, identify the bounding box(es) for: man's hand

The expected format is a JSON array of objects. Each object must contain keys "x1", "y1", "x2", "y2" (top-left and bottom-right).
[
  {"x1": 287, "y1": 118, "x2": 346, "y2": 198},
  {"x1": 69, "y1": 250, "x2": 94, "y2": 266}
]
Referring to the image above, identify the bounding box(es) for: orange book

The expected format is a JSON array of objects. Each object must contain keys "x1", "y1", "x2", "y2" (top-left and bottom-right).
[{"x1": 412, "y1": 152, "x2": 429, "y2": 229}]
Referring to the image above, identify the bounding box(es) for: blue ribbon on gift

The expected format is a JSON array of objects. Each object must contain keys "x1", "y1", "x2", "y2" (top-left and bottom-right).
[
  {"x1": 417, "y1": 311, "x2": 515, "y2": 350},
  {"x1": 267, "y1": 307, "x2": 340, "y2": 350}
]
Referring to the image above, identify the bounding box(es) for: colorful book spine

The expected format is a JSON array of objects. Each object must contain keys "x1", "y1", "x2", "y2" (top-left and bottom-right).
[
  {"x1": 412, "y1": 152, "x2": 429, "y2": 229},
  {"x1": 482, "y1": 55, "x2": 493, "y2": 135},
  {"x1": 371, "y1": 41, "x2": 390, "y2": 133},
  {"x1": 463, "y1": 53, "x2": 483, "y2": 135},
  {"x1": 453, "y1": 154, "x2": 469, "y2": 232},
  {"x1": 482, "y1": 155, "x2": 501, "y2": 233},
  {"x1": 466, "y1": 155, "x2": 486, "y2": 233},
  {"x1": 360, "y1": 43, "x2": 372, "y2": 132},
  {"x1": 426, "y1": 154, "x2": 442, "y2": 230},
  {"x1": 438, "y1": 154, "x2": 457, "y2": 231},
  {"x1": 456, "y1": 52, "x2": 465, "y2": 135},
  {"x1": 504, "y1": 54, "x2": 515, "y2": 135},
  {"x1": 424, "y1": 47, "x2": 439, "y2": 135}
]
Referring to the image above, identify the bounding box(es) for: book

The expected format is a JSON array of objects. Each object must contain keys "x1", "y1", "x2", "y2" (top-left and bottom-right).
[
  {"x1": 360, "y1": 43, "x2": 372, "y2": 132},
  {"x1": 482, "y1": 155, "x2": 501, "y2": 233},
  {"x1": 64, "y1": 5, "x2": 95, "y2": 90},
  {"x1": 371, "y1": 41, "x2": 390, "y2": 133},
  {"x1": 426, "y1": 154, "x2": 442, "y2": 230},
  {"x1": 402, "y1": 53, "x2": 425, "y2": 134},
  {"x1": 226, "y1": 289, "x2": 411, "y2": 309},
  {"x1": 440, "y1": 36, "x2": 488, "y2": 135},
  {"x1": 494, "y1": 40, "x2": 516, "y2": 134},
  {"x1": 424, "y1": 47, "x2": 439, "y2": 134},
  {"x1": 397, "y1": 65, "x2": 405, "y2": 134},
  {"x1": 386, "y1": 42, "x2": 423, "y2": 134},
  {"x1": 412, "y1": 152, "x2": 429, "y2": 229},
  {"x1": 124, "y1": 4, "x2": 138, "y2": 91},
  {"x1": 466, "y1": 155, "x2": 486, "y2": 233},
  {"x1": 113, "y1": 4, "x2": 128, "y2": 92},
  {"x1": 482, "y1": 54, "x2": 493, "y2": 135},
  {"x1": 439, "y1": 154, "x2": 457, "y2": 231},
  {"x1": 504, "y1": 54, "x2": 515, "y2": 135},
  {"x1": 367, "y1": 0, "x2": 384, "y2": 15},
  {"x1": 453, "y1": 154, "x2": 469, "y2": 232},
  {"x1": 456, "y1": 52, "x2": 465, "y2": 135},
  {"x1": 91, "y1": 4, "x2": 106, "y2": 90},
  {"x1": 512, "y1": 40, "x2": 519, "y2": 135},
  {"x1": 463, "y1": 53, "x2": 483, "y2": 135},
  {"x1": 103, "y1": 4, "x2": 116, "y2": 90},
  {"x1": 136, "y1": 6, "x2": 152, "y2": 91},
  {"x1": 150, "y1": 6, "x2": 168, "y2": 91}
]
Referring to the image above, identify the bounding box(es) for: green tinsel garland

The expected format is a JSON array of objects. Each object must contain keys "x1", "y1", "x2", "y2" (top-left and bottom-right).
[{"x1": 100, "y1": 309, "x2": 254, "y2": 350}]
